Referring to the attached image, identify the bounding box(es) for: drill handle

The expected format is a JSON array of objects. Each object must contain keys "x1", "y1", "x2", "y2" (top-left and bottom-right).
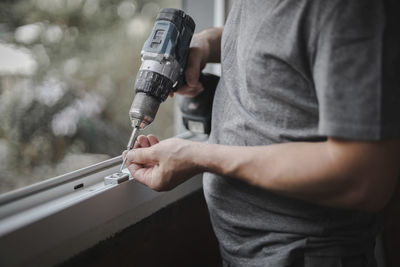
[{"x1": 180, "y1": 73, "x2": 220, "y2": 134}]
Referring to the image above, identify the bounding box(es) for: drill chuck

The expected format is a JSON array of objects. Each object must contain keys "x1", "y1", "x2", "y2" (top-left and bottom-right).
[{"x1": 129, "y1": 92, "x2": 160, "y2": 128}]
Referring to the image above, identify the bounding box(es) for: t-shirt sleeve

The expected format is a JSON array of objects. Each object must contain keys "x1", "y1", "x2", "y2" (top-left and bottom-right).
[{"x1": 313, "y1": 0, "x2": 400, "y2": 141}]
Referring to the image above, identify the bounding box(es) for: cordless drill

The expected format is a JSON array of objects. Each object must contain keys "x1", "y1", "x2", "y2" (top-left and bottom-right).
[
  {"x1": 117, "y1": 8, "x2": 219, "y2": 176},
  {"x1": 119, "y1": 8, "x2": 194, "y2": 172}
]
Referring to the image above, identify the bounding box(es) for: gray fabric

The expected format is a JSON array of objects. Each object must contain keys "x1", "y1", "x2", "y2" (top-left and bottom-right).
[{"x1": 203, "y1": 0, "x2": 400, "y2": 266}]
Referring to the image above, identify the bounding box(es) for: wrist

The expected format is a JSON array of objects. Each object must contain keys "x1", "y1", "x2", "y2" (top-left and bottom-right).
[
  {"x1": 185, "y1": 141, "x2": 208, "y2": 174},
  {"x1": 189, "y1": 142, "x2": 228, "y2": 175}
]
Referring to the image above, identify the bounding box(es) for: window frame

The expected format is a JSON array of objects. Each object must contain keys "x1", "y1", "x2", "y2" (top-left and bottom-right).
[{"x1": 0, "y1": 131, "x2": 207, "y2": 266}]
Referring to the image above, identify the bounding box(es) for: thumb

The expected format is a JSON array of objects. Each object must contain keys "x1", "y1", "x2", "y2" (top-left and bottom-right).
[{"x1": 128, "y1": 147, "x2": 157, "y2": 165}]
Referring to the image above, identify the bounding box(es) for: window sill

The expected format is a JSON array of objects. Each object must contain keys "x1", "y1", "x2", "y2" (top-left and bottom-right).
[{"x1": 0, "y1": 132, "x2": 207, "y2": 267}]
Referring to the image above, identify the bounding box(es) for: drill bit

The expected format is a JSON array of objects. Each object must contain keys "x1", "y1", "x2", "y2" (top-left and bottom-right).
[{"x1": 119, "y1": 126, "x2": 140, "y2": 172}]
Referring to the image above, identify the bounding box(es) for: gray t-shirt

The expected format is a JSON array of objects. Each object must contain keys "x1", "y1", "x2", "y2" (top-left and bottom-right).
[{"x1": 203, "y1": 0, "x2": 400, "y2": 266}]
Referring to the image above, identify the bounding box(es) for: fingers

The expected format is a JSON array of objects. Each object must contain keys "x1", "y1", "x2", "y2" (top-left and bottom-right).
[
  {"x1": 185, "y1": 47, "x2": 203, "y2": 87},
  {"x1": 128, "y1": 162, "x2": 143, "y2": 172},
  {"x1": 126, "y1": 146, "x2": 158, "y2": 188},
  {"x1": 175, "y1": 45, "x2": 205, "y2": 97},
  {"x1": 126, "y1": 146, "x2": 157, "y2": 165},
  {"x1": 125, "y1": 134, "x2": 159, "y2": 164},
  {"x1": 133, "y1": 135, "x2": 158, "y2": 148},
  {"x1": 147, "y1": 134, "x2": 159, "y2": 146},
  {"x1": 135, "y1": 135, "x2": 150, "y2": 148},
  {"x1": 177, "y1": 83, "x2": 204, "y2": 97},
  {"x1": 129, "y1": 167, "x2": 154, "y2": 188}
]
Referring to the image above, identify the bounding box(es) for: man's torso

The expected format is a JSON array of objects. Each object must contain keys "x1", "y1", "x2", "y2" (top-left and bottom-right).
[{"x1": 204, "y1": 0, "x2": 386, "y2": 266}]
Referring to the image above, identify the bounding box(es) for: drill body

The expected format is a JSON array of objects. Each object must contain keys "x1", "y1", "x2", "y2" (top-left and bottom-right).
[{"x1": 129, "y1": 8, "x2": 195, "y2": 129}]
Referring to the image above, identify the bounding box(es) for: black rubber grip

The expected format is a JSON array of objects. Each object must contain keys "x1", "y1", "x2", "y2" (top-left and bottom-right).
[{"x1": 134, "y1": 70, "x2": 173, "y2": 102}]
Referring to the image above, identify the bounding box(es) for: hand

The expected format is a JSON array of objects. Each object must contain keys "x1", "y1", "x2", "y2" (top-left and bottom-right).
[
  {"x1": 123, "y1": 135, "x2": 203, "y2": 191},
  {"x1": 172, "y1": 27, "x2": 223, "y2": 97},
  {"x1": 174, "y1": 32, "x2": 209, "y2": 97}
]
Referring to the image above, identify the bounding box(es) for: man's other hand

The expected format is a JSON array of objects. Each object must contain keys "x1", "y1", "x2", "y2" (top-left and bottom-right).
[{"x1": 171, "y1": 27, "x2": 223, "y2": 97}]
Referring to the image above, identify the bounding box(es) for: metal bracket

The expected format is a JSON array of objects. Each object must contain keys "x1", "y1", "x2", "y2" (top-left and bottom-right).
[{"x1": 104, "y1": 172, "x2": 130, "y2": 185}]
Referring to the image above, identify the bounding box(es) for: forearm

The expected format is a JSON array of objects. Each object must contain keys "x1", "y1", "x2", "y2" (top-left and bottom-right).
[{"x1": 194, "y1": 139, "x2": 400, "y2": 211}]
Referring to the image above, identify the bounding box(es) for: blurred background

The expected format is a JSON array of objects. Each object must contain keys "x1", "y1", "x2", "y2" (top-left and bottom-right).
[{"x1": 0, "y1": 0, "x2": 179, "y2": 194}]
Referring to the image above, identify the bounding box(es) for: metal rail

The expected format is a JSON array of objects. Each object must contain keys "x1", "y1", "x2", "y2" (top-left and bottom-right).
[{"x1": 0, "y1": 131, "x2": 199, "y2": 206}]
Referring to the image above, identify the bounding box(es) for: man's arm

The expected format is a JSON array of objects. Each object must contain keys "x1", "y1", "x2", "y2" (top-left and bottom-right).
[
  {"x1": 126, "y1": 136, "x2": 400, "y2": 212},
  {"x1": 202, "y1": 137, "x2": 400, "y2": 211}
]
